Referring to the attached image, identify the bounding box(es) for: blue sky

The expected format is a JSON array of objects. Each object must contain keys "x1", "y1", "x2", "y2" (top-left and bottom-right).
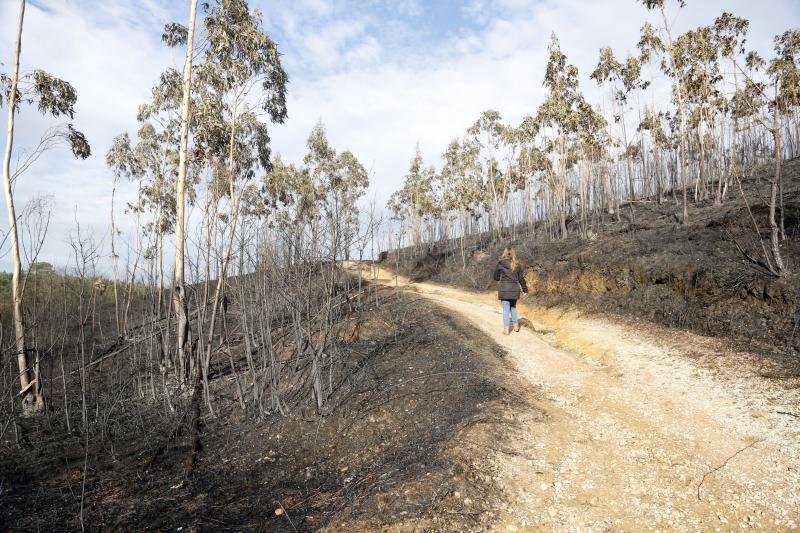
[{"x1": 1, "y1": 0, "x2": 799, "y2": 272}]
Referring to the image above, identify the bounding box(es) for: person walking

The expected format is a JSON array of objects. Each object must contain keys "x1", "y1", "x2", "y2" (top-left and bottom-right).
[{"x1": 493, "y1": 247, "x2": 528, "y2": 335}]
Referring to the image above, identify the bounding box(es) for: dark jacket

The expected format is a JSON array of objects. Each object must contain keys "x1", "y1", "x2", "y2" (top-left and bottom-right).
[{"x1": 493, "y1": 259, "x2": 527, "y2": 300}]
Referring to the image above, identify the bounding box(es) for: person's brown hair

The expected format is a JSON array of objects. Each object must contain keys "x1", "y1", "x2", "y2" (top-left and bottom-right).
[{"x1": 500, "y1": 247, "x2": 518, "y2": 271}]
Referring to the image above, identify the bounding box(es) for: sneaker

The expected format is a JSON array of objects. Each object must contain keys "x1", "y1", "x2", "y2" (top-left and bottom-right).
[
  {"x1": 503, "y1": 327, "x2": 510, "y2": 335},
  {"x1": 514, "y1": 323, "x2": 520, "y2": 332}
]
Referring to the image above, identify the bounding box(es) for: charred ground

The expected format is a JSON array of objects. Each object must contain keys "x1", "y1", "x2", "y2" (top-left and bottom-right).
[
  {"x1": 387, "y1": 158, "x2": 800, "y2": 375},
  {"x1": 0, "y1": 285, "x2": 540, "y2": 531}
]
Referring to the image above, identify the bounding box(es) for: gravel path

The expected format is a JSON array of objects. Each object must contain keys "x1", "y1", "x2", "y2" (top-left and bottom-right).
[{"x1": 348, "y1": 263, "x2": 800, "y2": 532}]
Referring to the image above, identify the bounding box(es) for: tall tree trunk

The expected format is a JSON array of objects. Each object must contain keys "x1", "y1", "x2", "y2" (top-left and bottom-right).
[
  {"x1": 659, "y1": 5, "x2": 689, "y2": 224},
  {"x1": 110, "y1": 174, "x2": 121, "y2": 337},
  {"x1": 3, "y1": 0, "x2": 43, "y2": 414},
  {"x1": 619, "y1": 102, "x2": 636, "y2": 202},
  {"x1": 172, "y1": 0, "x2": 199, "y2": 387},
  {"x1": 770, "y1": 109, "x2": 786, "y2": 275},
  {"x1": 202, "y1": 100, "x2": 244, "y2": 408}
]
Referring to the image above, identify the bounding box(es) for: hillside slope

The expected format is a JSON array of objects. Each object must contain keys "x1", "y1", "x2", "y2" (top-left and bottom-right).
[
  {"x1": 347, "y1": 262, "x2": 800, "y2": 530},
  {"x1": 0, "y1": 285, "x2": 534, "y2": 531},
  {"x1": 387, "y1": 158, "x2": 800, "y2": 371}
]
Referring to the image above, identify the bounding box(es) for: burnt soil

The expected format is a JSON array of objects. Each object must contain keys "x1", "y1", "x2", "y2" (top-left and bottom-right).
[
  {"x1": 387, "y1": 158, "x2": 800, "y2": 376},
  {"x1": 0, "y1": 286, "x2": 541, "y2": 531}
]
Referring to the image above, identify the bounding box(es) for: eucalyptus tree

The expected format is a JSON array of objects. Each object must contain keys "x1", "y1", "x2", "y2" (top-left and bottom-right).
[
  {"x1": 637, "y1": 108, "x2": 670, "y2": 203},
  {"x1": 498, "y1": 125, "x2": 527, "y2": 236},
  {"x1": 111, "y1": 63, "x2": 190, "y2": 376},
  {"x1": 591, "y1": 48, "x2": 643, "y2": 202},
  {"x1": 2, "y1": 0, "x2": 91, "y2": 413},
  {"x1": 382, "y1": 3, "x2": 797, "y2": 268},
  {"x1": 514, "y1": 116, "x2": 537, "y2": 220},
  {"x1": 672, "y1": 26, "x2": 722, "y2": 204},
  {"x1": 467, "y1": 110, "x2": 506, "y2": 237},
  {"x1": 163, "y1": 0, "x2": 198, "y2": 385},
  {"x1": 767, "y1": 30, "x2": 800, "y2": 245},
  {"x1": 386, "y1": 144, "x2": 437, "y2": 248},
  {"x1": 721, "y1": 28, "x2": 798, "y2": 275},
  {"x1": 137, "y1": 122, "x2": 179, "y2": 309},
  {"x1": 303, "y1": 125, "x2": 369, "y2": 260},
  {"x1": 536, "y1": 33, "x2": 585, "y2": 239},
  {"x1": 639, "y1": 0, "x2": 691, "y2": 222},
  {"x1": 162, "y1": 0, "x2": 288, "y2": 385},
  {"x1": 200, "y1": 109, "x2": 278, "y2": 396},
  {"x1": 439, "y1": 140, "x2": 464, "y2": 247},
  {"x1": 106, "y1": 133, "x2": 140, "y2": 337},
  {"x1": 573, "y1": 100, "x2": 609, "y2": 236},
  {"x1": 451, "y1": 137, "x2": 485, "y2": 229},
  {"x1": 712, "y1": 13, "x2": 749, "y2": 201},
  {"x1": 107, "y1": 118, "x2": 180, "y2": 338},
  {"x1": 301, "y1": 130, "x2": 369, "y2": 260},
  {"x1": 264, "y1": 154, "x2": 317, "y2": 264},
  {"x1": 755, "y1": 29, "x2": 800, "y2": 274},
  {"x1": 333, "y1": 149, "x2": 369, "y2": 260},
  {"x1": 304, "y1": 121, "x2": 338, "y2": 256},
  {"x1": 637, "y1": 22, "x2": 667, "y2": 202},
  {"x1": 516, "y1": 116, "x2": 555, "y2": 228}
]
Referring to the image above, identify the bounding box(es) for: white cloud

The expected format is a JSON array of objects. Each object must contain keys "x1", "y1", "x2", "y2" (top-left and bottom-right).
[
  {"x1": 0, "y1": 1, "x2": 180, "y2": 271},
  {"x1": 1, "y1": 0, "x2": 798, "y2": 272},
  {"x1": 300, "y1": 17, "x2": 373, "y2": 70},
  {"x1": 269, "y1": 0, "x2": 800, "y2": 213}
]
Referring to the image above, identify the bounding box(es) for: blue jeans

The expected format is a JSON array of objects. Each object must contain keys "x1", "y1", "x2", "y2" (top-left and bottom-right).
[{"x1": 501, "y1": 299, "x2": 518, "y2": 328}]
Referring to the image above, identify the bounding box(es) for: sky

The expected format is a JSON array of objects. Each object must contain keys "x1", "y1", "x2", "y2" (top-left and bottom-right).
[{"x1": 0, "y1": 0, "x2": 798, "y2": 272}]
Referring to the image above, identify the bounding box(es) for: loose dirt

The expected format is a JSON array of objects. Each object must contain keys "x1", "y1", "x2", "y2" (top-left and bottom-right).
[{"x1": 347, "y1": 262, "x2": 800, "y2": 531}]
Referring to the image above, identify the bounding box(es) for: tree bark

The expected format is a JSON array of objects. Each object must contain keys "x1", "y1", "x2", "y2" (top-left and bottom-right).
[
  {"x1": 659, "y1": 6, "x2": 689, "y2": 224},
  {"x1": 3, "y1": 0, "x2": 43, "y2": 414},
  {"x1": 172, "y1": 0, "x2": 199, "y2": 386},
  {"x1": 770, "y1": 108, "x2": 785, "y2": 274},
  {"x1": 111, "y1": 174, "x2": 121, "y2": 337}
]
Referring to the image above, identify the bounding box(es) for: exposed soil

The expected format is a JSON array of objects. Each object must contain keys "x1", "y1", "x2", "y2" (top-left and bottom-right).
[
  {"x1": 389, "y1": 158, "x2": 800, "y2": 371},
  {"x1": 0, "y1": 285, "x2": 540, "y2": 531},
  {"x1": 3, "y1": 159, "x2": 799, "y2": 532},
  {"x1": 351, "y1": 263, "x2": 800, "y2": 531}
]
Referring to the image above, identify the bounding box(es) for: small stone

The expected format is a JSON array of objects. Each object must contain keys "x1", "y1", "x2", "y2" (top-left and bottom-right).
[{"x1": 275, "y1": 508, "x2": 283, "y2": 516}]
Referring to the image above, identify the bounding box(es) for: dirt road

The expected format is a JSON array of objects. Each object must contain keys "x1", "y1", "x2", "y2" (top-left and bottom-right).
[{"x1": 345, "y1": 262, "x2": 800, "y2": 531}]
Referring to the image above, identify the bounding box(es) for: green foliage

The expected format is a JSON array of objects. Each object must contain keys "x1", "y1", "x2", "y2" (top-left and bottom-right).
[
  {"x1": 161, "y1": 22, "x2": 189, "y2": 47},
  {"x1": 768, "y1": 30, "x2": 800, "y2": 112},
  {"x1": 200, "y1": 0, "x2": 288, "y2": 123},
  {"x1": 265, "y1": 121, "x2": 369, "y2": 254},
  {"x1": 0, "y1": 268, "x2": 148, "y2": 330},
  {"x1": 388, "y1": 144, "x2": 438, "y2": 222},
  {"x1": 713, "y1": 12, "x2": 749, "y2": 59},
  {"x1": 439, "y1": 139, "x2": 483, "y2": 218},
  {"x1": 32, "y1": 70, "x2": 78, "y2": 118},
  {"x1": 591, "y1": 47, "x2": 622, "y2": 87},
  {"x1": 0, "y1": 68, "x2": 91, "y2": 160},
  {"x1": 639, "y1": 0, "x2": 686, "y2": 10},
  {"x1": 66, "y1": 124, "x2": 91, "y2": 159},
  {"x1": 637, "y1": 23, "x2": 664, "y2": 65}
]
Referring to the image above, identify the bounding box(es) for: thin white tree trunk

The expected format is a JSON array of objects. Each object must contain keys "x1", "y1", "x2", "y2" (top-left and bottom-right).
[
  {"x1": 3, "y1": 0, "x2": 43, "y2": 414},
  {"x1": 770, "y1": 108, "x2": 785, "y2": 274},
  {"x1": 172, "y1": 0, "x2": 199, "y2": 386},
  {"x1": 111, "y1": 174, "x2": 121, "y2": 337},
  {"x1": 659, "y1": 6, "x2": 688, "y2": 224}
]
